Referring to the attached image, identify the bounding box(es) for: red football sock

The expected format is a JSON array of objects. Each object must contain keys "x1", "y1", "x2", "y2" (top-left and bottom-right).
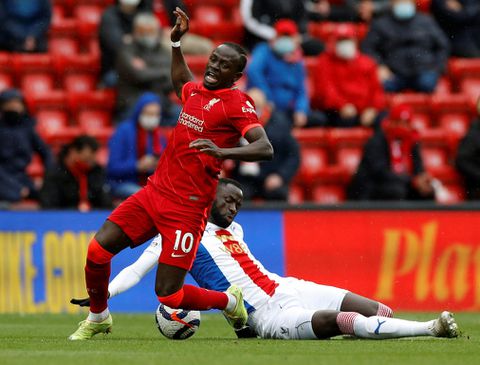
[
  {"x1": 85, "y1": 238, "x2": 114, "y2": 313},
  {"x1": 158, "y1": 285, "x2": 228, "y2": 310}
]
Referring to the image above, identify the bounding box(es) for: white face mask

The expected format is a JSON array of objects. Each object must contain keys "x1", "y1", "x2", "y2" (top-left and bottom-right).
[
  {"x1": 335, "y1": 39, "x2": 357, "y2": 60},
  {"x1": 392, "y1": 1, "x2": 416, "y2": 20},
  {"x1": 119, "y1": 0, "x2": 141, "y2": 6},
  {"x1": 139, "y1": 115, "x2": 160, "y2": 130}
]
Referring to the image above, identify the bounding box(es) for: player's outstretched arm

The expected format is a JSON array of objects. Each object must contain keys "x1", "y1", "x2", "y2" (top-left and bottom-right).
[
  {"x1": 171, "y1": 7, "x2": 194, "y2": 99},
  {"x1": 190, "y1": 126, "x2": 273, "y2": 161}
]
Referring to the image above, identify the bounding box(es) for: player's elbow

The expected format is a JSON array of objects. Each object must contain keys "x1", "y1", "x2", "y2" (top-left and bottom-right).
[{"x1": 262, "y1": 140, "x2": 274, "y2": 160}]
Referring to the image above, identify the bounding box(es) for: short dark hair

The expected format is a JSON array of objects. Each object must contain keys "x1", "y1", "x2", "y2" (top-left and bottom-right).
[
  {"x1": 222, "y1": 42, "x2": 248, "y2": 72},
  {"x1": 71, "y1": 135, "x2": 99, "y2": 152},
  {"x1": 218, "y1": 177, "x2": 243, "y2": 191}
]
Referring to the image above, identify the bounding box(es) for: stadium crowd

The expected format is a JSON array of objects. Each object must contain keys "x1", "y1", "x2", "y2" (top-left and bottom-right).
[{"x1": 0, "y1": 0, "x2": 480, "y2": 210}]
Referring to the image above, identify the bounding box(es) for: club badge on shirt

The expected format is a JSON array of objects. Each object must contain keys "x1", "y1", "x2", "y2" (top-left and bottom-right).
[{"x1": 203, "y1": 98, "x2": 221, "y2": 111}]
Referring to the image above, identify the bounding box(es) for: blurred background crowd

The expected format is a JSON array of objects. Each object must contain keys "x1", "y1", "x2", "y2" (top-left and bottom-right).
[{"x1": 1, "y1": 0, "x2": 480, "y2": 211}]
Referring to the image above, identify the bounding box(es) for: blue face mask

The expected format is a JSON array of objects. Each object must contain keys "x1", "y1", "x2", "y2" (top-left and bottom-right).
[
  {"x1": 272, "y1": 36, "x2": 296, "y2": 56},
  {"x1": 393, "y1": 2, "x2": 416, "y2": 20}
]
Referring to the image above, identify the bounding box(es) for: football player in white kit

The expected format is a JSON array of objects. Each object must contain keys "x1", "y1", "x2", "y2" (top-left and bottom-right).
[{"x1": 71, "y1": 178, "x2": 458, "y2": 340}]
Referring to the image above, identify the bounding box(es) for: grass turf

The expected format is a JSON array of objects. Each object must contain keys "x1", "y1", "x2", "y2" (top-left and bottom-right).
[{"x1": 0, "y1": 312, "x2": 478, "y2": 365}]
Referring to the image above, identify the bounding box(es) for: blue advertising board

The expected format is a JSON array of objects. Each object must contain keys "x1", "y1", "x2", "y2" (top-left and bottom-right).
[{"x1": 0, "y1": 210, "x2": 284, "y2": 313}]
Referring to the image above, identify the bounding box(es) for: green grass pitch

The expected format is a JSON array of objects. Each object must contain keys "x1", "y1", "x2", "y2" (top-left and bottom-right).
[{"x1": 0, "y1": 312, "x2": 478, "y2": 365}]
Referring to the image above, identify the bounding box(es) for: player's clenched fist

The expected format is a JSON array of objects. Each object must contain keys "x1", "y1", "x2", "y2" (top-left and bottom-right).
[
  {"x1": 171, "y1": 7, "x2": 189, "y2": 42},
  {"x1": 190, "y1": 139, "x2": 224, "y2": 158}
]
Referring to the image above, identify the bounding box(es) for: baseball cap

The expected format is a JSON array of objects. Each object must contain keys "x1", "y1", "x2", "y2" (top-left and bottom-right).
[{"x1": 274, "y1": 19, "x2": 299, "y2": 36}]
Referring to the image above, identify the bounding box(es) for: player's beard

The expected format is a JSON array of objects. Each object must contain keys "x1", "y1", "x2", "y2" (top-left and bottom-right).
[{"x1": 209, "y1": 203, "x2": 230, "y2": 228}]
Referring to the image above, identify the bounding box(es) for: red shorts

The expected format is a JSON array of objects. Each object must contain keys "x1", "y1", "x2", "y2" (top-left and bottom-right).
[{"x1": 108, "y1": 184, "x2": 209, "y2": 270}]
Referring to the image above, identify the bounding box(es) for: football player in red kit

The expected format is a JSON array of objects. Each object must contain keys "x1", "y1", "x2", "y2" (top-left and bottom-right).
[{"x1": 69, "y1": 7, "x2": 273, "y2": 340}]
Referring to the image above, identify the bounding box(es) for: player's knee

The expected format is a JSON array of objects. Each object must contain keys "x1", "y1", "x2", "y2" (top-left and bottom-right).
[
  {"x1": 376, "y1": 303, "x2": 394, "y2": 318},
  {"x1": 311, "y1": 311, "x2": 339, "y2": 339},
  {"x1": 155, "y1": 280, "x2": 182, "y2": 298},
  {"x1": 157, "y1": 287, "x2": 184, "y2": 308},
  {"x1": 87, "y1": 238, "x2": 114, "y2": 264}
]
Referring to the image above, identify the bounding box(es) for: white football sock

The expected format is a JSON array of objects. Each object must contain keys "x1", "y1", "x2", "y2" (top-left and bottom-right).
[
  {"x1": 225, "y1": 292, "x2": 237, "y2": 312},
  {"x1": 353, "y1": 315, "x2": 435, "y2": 339},
  {"x1": 88, "y1": 308, "x2": 110, "y2": 322}
]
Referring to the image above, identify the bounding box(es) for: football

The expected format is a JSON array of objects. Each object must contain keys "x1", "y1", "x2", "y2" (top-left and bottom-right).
[{"x1": 155, "y1": 304, "x2": 201, "y2": 340}]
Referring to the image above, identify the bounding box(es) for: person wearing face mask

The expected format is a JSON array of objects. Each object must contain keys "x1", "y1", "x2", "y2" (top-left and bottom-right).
[
  {"x1": 115, "y1": 12, "x2": 175, "y2": 122},
  {"x1": 455, "y1": 97, "x2": 480, "y2": 200},
  {"x1": 107, "y1": 92, "x2": 167, "y2": 199},
  {"x1": 311, "y1": 25, "x2": 386, "y2": 128},
  {"x1": 247, "y1": 19, "x2": 316, "y2": 128},
  {"x1": 362, "y1": 0, "x2": 449, "y2": 93},
  {"x1": 40, "y1": 136, "x2": 112, "y2": 211},
  {"x1": 0, "y1": 89, "x2": 52, "y2": 205},
  {"x1": 99, "y1": 0, "x2": 153, "y2": 86},
  {"x1": 347, "y1": 105, "x2": 434, "y2": 201},
  {"x1": 233, "y1": 88, "x2": 300, "y2": 201}
]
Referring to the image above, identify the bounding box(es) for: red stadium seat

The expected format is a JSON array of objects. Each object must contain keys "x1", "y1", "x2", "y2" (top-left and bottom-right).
[
  {"x1": 0, "y1": 73, "x2": 13, "y2": 92},
  {"x1": 63, "y1": 73, "x2": 97, "y2": 93},
  {"x1": 0, "y1": 52, "x2": 11, "y2": 72},
  {"x1": 49, "y1": 37, "x2": 80, "y2": 56},
  {"x1": 459, "y1": 78, "x2": 480, "y2": 104},
  {"x1": 292, "y1": 127, "x2": 328, "y2": 147},
  {"x1": 26, "y1": 154, "x2": 45, "y2": 179},
  {"x1": 36, "y1": 110, "x2": 69, "y2": 131},
  {"x1": 410, "y1": 113, "x2": 431, "y2": 131},
  {"x1": 68, "y1": 90, "x2": 115, "y2": 115},
  {"x1": 417, "y1": 0, "x2": 432, "y2": 12},
  {"x1": 439, "y1": 113, "x2": 471, "y2": 137},
  {"x1": 297, "y1": 147, "x2": 328, "y2": 181},
  {"x1": 418, "y1": 128, "x2": 449, "y2": 147},
  {"x1": 312, "y1": 184, "x2": 345, "y2": 204},
  {"x1": 336, "y1": 147, "x2": 362, "y2": 175},
  {"x1": 434, "y1": 77, "x2": 451, "y2": 96},
  {"x1": 20, "y1": 74, "x2": 55, "y2": 96},
  {"x1": 327, "y1": 127, "x2": 372, "y2": 147},
  {"x1": 194, "y1": 5, "x2": 224, "y2": 24},
  {"x1": 25, "y1": 91, "x2": 67, "y2": 114},
  {"x1": 74, "y1": 5, "x2": 102, "y2": 26},
  {"x1": 36, "y1": 112, "x2": 81, "y2": 144},
  {"x1": 421, "y1": 147, "x2": 448, "y2": 172},
  {"x1": 288, "y1": 184, "x2": 305, "y2": 204},
  {"x1": 78, "y1": 109, "x2": 112, "y2": 129}
]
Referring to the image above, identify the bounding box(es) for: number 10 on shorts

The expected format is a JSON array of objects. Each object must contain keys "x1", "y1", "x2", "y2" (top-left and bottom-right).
[{"x1": 173, "y1": 230, "x2": 194, "y2": 255}]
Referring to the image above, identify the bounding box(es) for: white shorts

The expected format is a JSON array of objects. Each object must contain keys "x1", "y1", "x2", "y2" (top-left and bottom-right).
[{"x1": 248, "y1": 277, "x2": 348, "y2": 340}]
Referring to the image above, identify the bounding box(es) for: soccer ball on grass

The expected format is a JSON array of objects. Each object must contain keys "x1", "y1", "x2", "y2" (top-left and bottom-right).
[{"x1": 155, "y1": 304, "x2": 201, "y2": 340}]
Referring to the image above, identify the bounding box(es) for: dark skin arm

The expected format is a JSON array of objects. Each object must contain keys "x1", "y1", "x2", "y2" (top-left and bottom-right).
[
  {"x1": 189, "y1": 127, "x2": 273, "y2": 161},
  {"x1": 170, "y1": 7, "x2": 194, "y2": 98}
]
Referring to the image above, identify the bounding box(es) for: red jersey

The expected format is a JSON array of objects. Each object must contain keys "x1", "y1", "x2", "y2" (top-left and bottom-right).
[{"x1": 149, "y1": 81, "x2": 262, "y2": 208}]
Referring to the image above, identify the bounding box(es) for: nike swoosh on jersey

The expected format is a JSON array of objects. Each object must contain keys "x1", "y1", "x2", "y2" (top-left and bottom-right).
[{"x1": 171, "y1": 253, "x2": 187, "y2": 258}]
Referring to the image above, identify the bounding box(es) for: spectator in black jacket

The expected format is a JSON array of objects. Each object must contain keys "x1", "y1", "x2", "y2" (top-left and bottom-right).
[
  {"x1": 456, "y1": 99, "x2": 480, "y2": 200},
  {"x1": 0, "y1": 0, "x2": 51, "y2": 53},
  {"x1": 362, "y1": 0, "x2": 449, "y2": 93},
  {"x1": 99, "y1": 0, "x2": 152, "y2": 86},
  {"x1": 431, "y1": 0, "x2": 480, "y2": 58},
  {"x1": 40, "y1": 136, "x2": 112, "y2": 211},
  {"x1": 240, "y1": 0, "x2": 324, "y2": 55},
  {"x1": 0, "y1": 89, "x2": 52, "y2": 204},
  {"x1": 347, "y1": 105, "x2": 434, "y2": 201},
  {"x1": 233, "y1": 88, "x2": 300, "y2": 201}
]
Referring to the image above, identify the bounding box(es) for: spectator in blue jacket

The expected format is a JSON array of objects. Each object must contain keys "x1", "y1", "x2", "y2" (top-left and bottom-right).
[
  {"x1": 0, "y1": 0, "x2": 51, "y2": 53},
  {"x1": 246, "y1": 19, "x2": 311, "y2": 128},
  {"x1": 107, "y1": 92, "x2": 167, "y2": 199},
  {"x1": 0, "y1": 89, "x2": 52, "y2": 204}
]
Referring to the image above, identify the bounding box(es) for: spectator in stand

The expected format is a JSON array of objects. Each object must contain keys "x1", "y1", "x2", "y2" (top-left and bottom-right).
[
  {"x1": 0, "y1": 0, "x2": 51, "y2": 53},
  {"x1": 107, "y1": 92, "x2": 167, "y2": 199},
  {"x1": 347, "y1": 105, "x2": 434, "y2": 201},
  {"x1": 115, "y1": 12, "x2": 177, "y2": 123},
  {"x1": 40, "y1": 136, "x2": 112, "y2": 211},
  {"x1": 233, "y1": 88, "x2": 300, "y2": 201},
  {"x1": 307, "y1": 0, "x2": 390, "y2": 22},
  {"x1": 247, "y1": 20, "x2": 319, "y2": 128},
  {"x1": 311, "y1": 24, "x2": 386, "y2": 128},
  {"x1": 146, "y1": 0, "x2": 214, "y2": 55},
  {"x1": 455, "y1": 97, "x2": 480, "y2": 200},
  {"x1": 0, "y1": 89, "x2": 52, "y2": 204},
  {"x1": 362, "y1": 0, "x2": 449, "y2": 93},
  {"x1": 99, "y1": 0, "x2": 152, "y2": 87},
  {"x1": 240, "y1": 0, "x2": 324, "y2": 55},
  {"x1": 431, "y1": 0, "x2": 480, "y2": 58}
]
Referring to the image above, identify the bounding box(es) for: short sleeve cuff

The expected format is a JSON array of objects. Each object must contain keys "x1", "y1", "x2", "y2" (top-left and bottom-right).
[{"x1": 241, "y1": 123, "x2": 262, "y2": 137}]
